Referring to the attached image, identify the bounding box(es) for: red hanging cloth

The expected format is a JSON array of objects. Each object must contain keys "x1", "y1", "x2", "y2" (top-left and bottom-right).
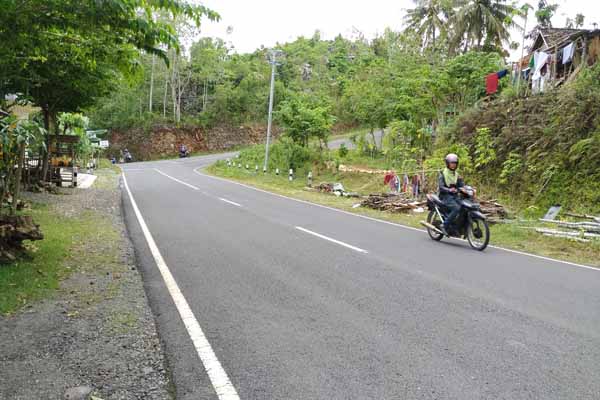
[{"x1": 486, "y1": 73, "x2": 499, "y2": 95}]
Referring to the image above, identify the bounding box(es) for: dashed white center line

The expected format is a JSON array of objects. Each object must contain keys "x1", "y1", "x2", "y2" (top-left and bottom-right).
[
  {"x1": 154, "y1": 168, "x2": 200, "y2": 190},
  {"x1": 219, "y1": 198, "x2": 242, "y2": 207},
  {"x1": 295, "y1": 226, "x2": 368, "y2": 254}
]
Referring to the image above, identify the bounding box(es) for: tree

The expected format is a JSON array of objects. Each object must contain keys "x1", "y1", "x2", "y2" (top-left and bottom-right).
[
  {"x1": 454, "y1": 0, "x2": 522, "y2": 52},
  {"x1": 0, "y1": 0, "x2": 218, "y2": 178},
  {"x1": 0, "y1": 116, "x2": 46, "y2": 215},
  {"x1": 404, "y1": 0, "x2": 455, "y2": 50},
  {"x1": 535, "y1": 1, "x2": 558, "y2": 28},
  {"x1": 275, "y1": 94, "x2": 335, "y2": 147},
  {"x1": 341, "y1": 62, "x2": 394, "y2": 150}
]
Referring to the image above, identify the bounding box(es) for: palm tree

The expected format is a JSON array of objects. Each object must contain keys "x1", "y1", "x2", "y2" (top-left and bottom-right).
[
  {"x1": 454, "y1": 0, "x2": 522, "y2": 51},
  {"x1": 404, "y1": 0, "x2": 455, "y2": 50}
]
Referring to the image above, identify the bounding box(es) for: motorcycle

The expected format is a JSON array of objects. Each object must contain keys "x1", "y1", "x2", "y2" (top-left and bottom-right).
[
  {"x1": 420, "y1": 186, "x2": 490, "y2": 251},
  {"x1": 179, "y1": 147, "x2": 189, "y2": 158}
]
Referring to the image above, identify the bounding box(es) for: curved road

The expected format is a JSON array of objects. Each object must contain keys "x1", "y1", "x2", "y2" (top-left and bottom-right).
[{"x1": 121, "y1": 153, "x2": 600, "y2": 400}]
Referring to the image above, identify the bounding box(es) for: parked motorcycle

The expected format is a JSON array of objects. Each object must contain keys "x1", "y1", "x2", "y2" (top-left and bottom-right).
[{"x1": 421, "y1": 186, "x2": 490, "y2": 251}]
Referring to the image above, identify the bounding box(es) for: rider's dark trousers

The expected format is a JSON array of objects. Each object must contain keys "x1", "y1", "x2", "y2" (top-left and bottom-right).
[{"x1": 442, "y1": 195, "x2": 460, "y2": 229}]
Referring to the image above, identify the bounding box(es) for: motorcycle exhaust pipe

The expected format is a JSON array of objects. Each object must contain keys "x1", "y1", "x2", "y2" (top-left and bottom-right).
[{"x1": 420, "y1": 221, "x2": 443, "y2": 234}]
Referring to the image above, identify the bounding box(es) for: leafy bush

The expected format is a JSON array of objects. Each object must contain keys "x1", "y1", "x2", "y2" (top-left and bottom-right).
[
  {"x1": 338, "y1": 143, "x2": 348, "y2": 158},
  {"x1": 499, "y1": 152, "x2": 523, "y2": 185},
  {"x1": 237, "y1": 135, "x2": 313, "y2": 172},
  {"x1": 473, "y1": 127, "x2": 496, "y2": 170}
]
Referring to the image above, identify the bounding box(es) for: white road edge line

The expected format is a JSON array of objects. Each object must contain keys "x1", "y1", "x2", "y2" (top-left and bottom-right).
[
  {"x1": 296, "y1": 226, "x2": 368, "y2": 254},
  {"x1": 154, "y1": 168, "x2": 200, "y2": 191},
  {"x1": 121, "y1": 173, "x2": 240, "y2": 400},
  {"x1": 193, "y1": 168, "x2": 600, "y2": 273},
  {"x1": 219, "y1": 198, "x2": 242, "y2": 207}
]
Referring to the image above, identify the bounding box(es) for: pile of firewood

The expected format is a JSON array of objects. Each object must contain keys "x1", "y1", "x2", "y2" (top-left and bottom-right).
[
  {"x1": 479, "y1": 199, "x2": 509, "y2": 220},
  {"x1": 0, "y1": 215, "x2": 44, "y2": 262},
  {"x1": 360, "y1": 194, "x2": 426, "y2": 213},
  {"x1": 361, "y1": 193, "x2": 509, "y2": 219}
]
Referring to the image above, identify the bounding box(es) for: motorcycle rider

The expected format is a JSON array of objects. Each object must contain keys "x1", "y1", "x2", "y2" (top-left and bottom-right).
[
  {"x1": 179, "y1": 143, "x2": 188, "y2": 157},
  {"x1": 438, "y1": 153, "x2": 464, "y2": 235},
  {"x1": 123, "y1": 148, "x2": 133, "y2": 162}
]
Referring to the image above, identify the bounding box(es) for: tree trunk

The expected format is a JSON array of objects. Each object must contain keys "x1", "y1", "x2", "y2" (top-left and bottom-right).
[
  {"x1": 163, "y1": 78, "x2": 168, "y2": 118},
  {"x1": 203, "y1": 79, "x2": 208, "y2": 110},
  {"x1": 370, "y1": 128, "x2": 377, "y2": 150},
  {"x1": 176, "y1": 67, "x2": 182, "y2": 124},
  {"x1": 171, "y1": 53, "x2": 178, "y2": 122},
  {"x1": 11, "y1": 144, "x2": 25, "y2": 216},
  {"x1": 41, "y1": 107, "x2": 51, "y2": 182},
  {"x1": 149, "y1": 54, "x2": 155, "y2": 113}
]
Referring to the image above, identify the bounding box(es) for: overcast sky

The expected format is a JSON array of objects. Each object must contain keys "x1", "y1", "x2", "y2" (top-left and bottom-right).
[{"x1": 197, "y1": 0, "x2": 600, "y2": 60}]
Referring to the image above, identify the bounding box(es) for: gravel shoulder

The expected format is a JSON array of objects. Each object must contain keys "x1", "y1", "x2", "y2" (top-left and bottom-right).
[{"x1": 0, "y1": 168, "x2": 172, "y2": 400}]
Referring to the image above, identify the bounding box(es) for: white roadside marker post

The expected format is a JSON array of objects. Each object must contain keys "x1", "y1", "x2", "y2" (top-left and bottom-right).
[
  {"x1": 289, "y1": 168, "x2": 294, "y2": 182},
  {"x1": 307, "y1": 171, "x2": 313, "y2": 187}
]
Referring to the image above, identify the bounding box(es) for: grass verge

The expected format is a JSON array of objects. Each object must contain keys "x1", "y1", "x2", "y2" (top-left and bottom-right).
[
  {"x1": 0, "y1": 173, "x2": 121, "y2": 316},
  {"x1": 207, "y1": 163, "x2": 600, "y2": 267}
]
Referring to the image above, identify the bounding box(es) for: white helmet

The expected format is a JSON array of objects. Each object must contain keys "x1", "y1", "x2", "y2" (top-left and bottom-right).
[{"x1": 445, "y1": 153, "x2": 459, "y2": 168}]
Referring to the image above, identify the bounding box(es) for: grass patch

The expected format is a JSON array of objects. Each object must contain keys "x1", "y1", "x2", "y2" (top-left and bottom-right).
[
  {"x1": 0, "y1": 172, "x2": 122, "y2": 316},
  {"x1": 208, "y1": 163, "x2": 600, "y2": 267}
]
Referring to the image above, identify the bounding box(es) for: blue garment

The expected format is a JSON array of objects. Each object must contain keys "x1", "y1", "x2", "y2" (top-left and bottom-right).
[{"x1": 497, "y1": 69, "x2": 509, "y2": 79}]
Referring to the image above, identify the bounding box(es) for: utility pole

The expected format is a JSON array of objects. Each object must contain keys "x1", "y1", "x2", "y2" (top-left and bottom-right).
[{"x1": 264, "y1": 49, "x2": 282, "y2": 172}]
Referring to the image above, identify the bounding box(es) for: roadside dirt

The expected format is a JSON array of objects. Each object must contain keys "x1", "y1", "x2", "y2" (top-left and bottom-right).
[{"x1": 0, "y1": 169, "x2": 172, "y2": 400}]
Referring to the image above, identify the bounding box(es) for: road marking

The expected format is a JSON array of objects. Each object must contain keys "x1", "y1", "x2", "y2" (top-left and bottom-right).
[
  {"x1": 219, "y1": 198, "x2": 242, "y2": 207},
  {"x1": 154, "y1": 168, "x2": 200, "y2": 191},
  {"x1": 122, "y1": 173, "x2": 240, "y2": 400},
  {"x1": 295, "y1": 226, "x2": 368, "y2": 254},
  {"x1": 193, "y1": 168, "x2": 600, "y2": 272}
]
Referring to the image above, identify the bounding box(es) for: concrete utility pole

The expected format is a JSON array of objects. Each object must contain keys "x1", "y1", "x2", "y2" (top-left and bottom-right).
[{"x1": 264, "y1": 49, "x2": 283, "y2": 172}]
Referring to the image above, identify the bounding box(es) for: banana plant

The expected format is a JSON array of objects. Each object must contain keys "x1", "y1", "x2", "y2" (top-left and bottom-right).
[{"x1": 0, "y1": 116, "x2": 46, "y2": 215}]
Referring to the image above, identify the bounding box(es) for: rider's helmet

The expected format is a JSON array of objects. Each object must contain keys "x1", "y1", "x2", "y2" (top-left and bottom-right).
[{"x1": 445, "y1": 153, "x2": 459, "y2": 170}]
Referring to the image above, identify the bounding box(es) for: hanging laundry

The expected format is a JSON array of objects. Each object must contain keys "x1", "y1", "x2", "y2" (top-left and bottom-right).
[
  {"x1": 532, "y1": 51, "x2": 549, "y2": 81},
  {"x1": 496, "y1": 69, "x2": 509, "y2": 79},
  {"x1": 387, "y1": 173, "x2": 398, "y2": 193},
  {"x1": 411, "y1": 175, "x2": 421, "y2": 197},
  {"x1": 562, "y1": 42, "x2": 575, "y2": 64},
  {"x1": 486, "y1": 73, "x2": 499, "y2": 94},
  {"x1": 383, "y1": 171, "x2": 394, "y2": 186}
]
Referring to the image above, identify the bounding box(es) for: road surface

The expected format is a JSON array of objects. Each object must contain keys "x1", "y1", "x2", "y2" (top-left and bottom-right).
[
  {"x1": 328, "y1": 129, "x2": 383, "y2": 150},
  {"x1": 121, "y1": 153, "x2": 600, "y2": 400}
]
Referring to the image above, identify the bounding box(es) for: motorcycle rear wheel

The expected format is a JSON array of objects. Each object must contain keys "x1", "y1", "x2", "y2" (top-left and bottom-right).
[
  {"x1": 427, "y1": 210, "x2": 444, "y2": 241},
  {"x1": 467, "y1": 217, "x2": 490, "y2": 251}
]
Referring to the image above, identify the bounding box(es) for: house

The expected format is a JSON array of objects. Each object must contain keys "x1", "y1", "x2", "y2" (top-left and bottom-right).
[{"x1": 523, "y1": 28, "x2": 600, "y2": 92}]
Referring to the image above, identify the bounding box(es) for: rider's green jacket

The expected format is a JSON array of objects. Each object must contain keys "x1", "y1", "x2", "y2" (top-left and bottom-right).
[{"x1": 438, "y1": 168, "x2": 464, "y2": 198}]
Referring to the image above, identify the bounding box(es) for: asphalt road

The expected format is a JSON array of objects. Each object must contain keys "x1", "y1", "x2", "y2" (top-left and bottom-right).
[
  {"x1": 328, "y1": 129, "x2": 383, "y2": 150},
  {"x1": 121, "y1": 153, "x2": 600, "y2": 400}
]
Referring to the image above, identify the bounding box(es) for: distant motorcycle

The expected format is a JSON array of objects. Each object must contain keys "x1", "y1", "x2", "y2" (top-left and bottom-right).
[
  {"x1": 124, "y1": 150, "x2": 133, "y2": 163},
  {"x1": 179, "y1": 146, "x2": 189, "y2": 158},
  {"x1": 421, "y1": 186, "x2": 490, "y2": 251}
]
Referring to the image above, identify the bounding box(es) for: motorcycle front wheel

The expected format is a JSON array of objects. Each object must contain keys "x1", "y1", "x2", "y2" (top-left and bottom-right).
[
  {"x1": 427, "y1": 210, "x2": 444, "y2": 241},
  {"x1": 467, "y1": 217, "x2": 490, "y2": 251}
]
